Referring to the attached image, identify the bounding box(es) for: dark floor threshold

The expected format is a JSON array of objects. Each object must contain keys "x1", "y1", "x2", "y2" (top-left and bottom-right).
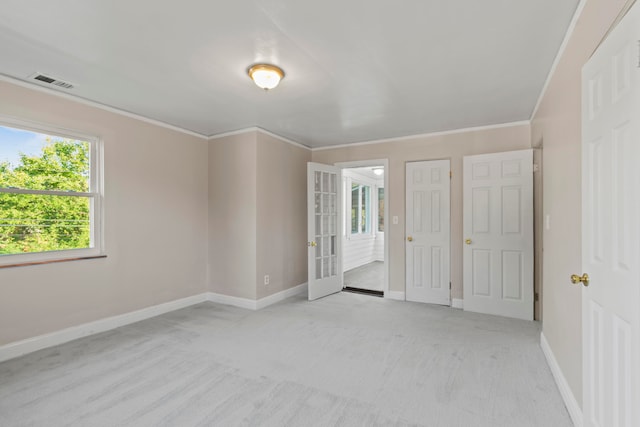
[{"x1": 342, "y1": 286, "x2": 384, "y2": 298}]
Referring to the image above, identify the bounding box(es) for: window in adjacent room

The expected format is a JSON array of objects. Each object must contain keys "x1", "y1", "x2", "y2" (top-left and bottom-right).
[
  {"x1": 0, "y1": 119, "x2": 102, "y2": 265},
  {"x1": 378, "y1": 187, "x2": 384, "y2": 232},
  {"x1": 351, "y1": 182, "x2": 371, "y2": 235}
]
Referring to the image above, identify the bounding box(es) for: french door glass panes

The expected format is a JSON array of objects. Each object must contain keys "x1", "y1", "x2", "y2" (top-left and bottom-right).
[{"x1": 314, "y1": 171, "x2": 337, "y2": 280}]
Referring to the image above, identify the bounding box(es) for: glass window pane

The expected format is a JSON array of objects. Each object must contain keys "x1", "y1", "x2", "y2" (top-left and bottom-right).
[
  {"x1": 0, "y1": 193, "x2": 90, "y2": 255},
  {"x1": 330, "y1": 173, "x2": 337, "y2": 194},
  {"x1": 351, "y1": 184, "x2": 358, "y2": 233},
  {"x1": 315, "y1": 239, "x2": 322, "y2": 258},
  {"x1": 331, "y1": 255, "x2": 337, "y2": 276},
  {"x1": 378, "y1": 187, "x2": 384, "y2": 232},
  {"x1": 322, "y1": 172, "x2": 329, "y2": 192},
  {"x1": 315, "y1": 214, "x2": 321, "y2": 236},
  {"x1": 323, "y1": 236, "x2": 330, "y2": 257},
  {"x1": 315, "y1": 193, "x2": 322, "y2": 215},
  {"x1": 361, "y1": 185, "x2": 370, "y2": 233},
  {"x1": 323, "y1": 194, "x2": 330, "y2": 214},
  {"x1": 0, "y1": 125, "x2": 90, "y2": 193},
  {"x1": 329, "y1": 194, "x2": 336, "y2": 214},
  {"x1": 322, "y1": 256, "x2": 329, "y2": 277},
  {"x1": 316, "y1": 258, "x2": 322, "y2": 279},
  {"x1": 322, "y1": 215, "x2": 329, "y2": 236},
  {"x1": 314, "y1": 171, "x2": 321, "y2": 192}
]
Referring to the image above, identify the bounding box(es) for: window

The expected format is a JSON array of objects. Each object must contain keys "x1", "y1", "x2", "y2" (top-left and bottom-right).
[
  {"x1": 351, "y1": 182, "x2": 371, "y2": 234},
  {"x1": 0, "y1": 120, "x2": 102, "y2": 265},
  {"x1": 378, "y1": 187, "x2": 384, "y2": 232}
]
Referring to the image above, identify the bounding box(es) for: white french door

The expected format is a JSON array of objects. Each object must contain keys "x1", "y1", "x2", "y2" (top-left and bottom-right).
[
  {"x1": 405, "y1": 160, "x2": 451, "y2": 305},
  {"x1": 581, "y1": 3, "x2": 640, "y2": 425},
  {"x1": 307, "y1": 162, "x2": 342, "y2": 300},
  {"x1": 462, "y1": 149, "x2": 533, "y2": 320}
]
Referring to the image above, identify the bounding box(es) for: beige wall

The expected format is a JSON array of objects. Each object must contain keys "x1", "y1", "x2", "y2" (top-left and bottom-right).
[
  {"x1": 0, "y1": 81, "x2": 209, "y2": 345},
  {"x1": 208, "y1": 133, "x2": 258, "y2": 299},
  {"x1": 532, "y1": 0, "x2": 628, "y2": 407},
  {"x1": 312, "y1": 124, "x2": 532, "y2": 301},
  {"x1": 208, "y1": 131, "x2": 310, "y2": 300},
  {"x1": 256, "y1": 133, "x2": 310, "y2": 299}
]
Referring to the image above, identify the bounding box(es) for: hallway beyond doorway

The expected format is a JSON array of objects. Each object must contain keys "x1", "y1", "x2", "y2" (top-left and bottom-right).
[{"x1": 344, "y1": 261, "x2": 384, "y2": 292}]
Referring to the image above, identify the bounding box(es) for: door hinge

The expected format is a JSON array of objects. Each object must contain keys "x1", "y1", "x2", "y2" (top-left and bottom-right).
[
  {"x1": 449, "y1": 282, "x2": 452, "y2": 289},
  {"x1": 534, "y1": 292, "x2": 539, "y2": 302},
  {"x1": 449, "y1": 171, "x2": 452, "y2": 178}
]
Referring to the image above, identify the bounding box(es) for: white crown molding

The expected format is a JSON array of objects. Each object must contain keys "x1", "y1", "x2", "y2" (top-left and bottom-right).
[
  {"x1": 208, "y1": 126, "x2": 311, "y2": 151},
  {"x1": 540, "y1": 332, "x2": 584, "y2": 427},
  {"x1": 0, "y1": 73, "x2": 209, "y2": 140},
  {"x1": 255, "y1": 127, "x2": 311, "y2": 151},
  {"x1": 530, "y1": 0, "x2": 587, "y2": 120},
  {"x1": 207, "y1": 126, "x2": 261, "y2": 140},
  {"x1": 312, "y1": 120, "x2": 531, "y2": 152}
]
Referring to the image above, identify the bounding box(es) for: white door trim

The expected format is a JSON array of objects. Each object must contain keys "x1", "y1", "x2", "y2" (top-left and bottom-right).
[{"x1": 335, "y1": 159, "x2": 390, "y2": 297}]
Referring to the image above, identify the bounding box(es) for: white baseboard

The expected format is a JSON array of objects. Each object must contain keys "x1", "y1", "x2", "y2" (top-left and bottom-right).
[
  {"x1": 451, "y1": 298, "x2": 464, "y2": 309},
  {"x1": 256, "y1": 283, "x2": 307, "y2": 310},
  {"x1": 0, "y1": 283, "x2": 310, "y2": 363},
  {"x1": 540, "y1": 332, "x2": 583, "y2": 427},
  {"x1": 207, "y1": 282, "x2": 308, "y2": 311},
  {"x1": 0, "y1": 293, "x2": 208, "y2": 363},
  {"x1": 207, "y1": 292, "x2": 257, "y2": 310},
  {"x1": 385, "y1": 291, "x2": 405, "y2": 301}
]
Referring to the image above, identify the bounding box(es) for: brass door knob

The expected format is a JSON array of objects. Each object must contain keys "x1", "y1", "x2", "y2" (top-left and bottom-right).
[
  {"x1": 308, "y1": 241, "x2": 317, "y2": 247},
  {"x1": 465, "y1": 239, "x2": 472, "y2": 245},
  {"x1": 570, "y1": 273, "x2": 589, "y2": 286},
  {"x1": 407, "y1": 236, "x2": 413, "y2": 242}
]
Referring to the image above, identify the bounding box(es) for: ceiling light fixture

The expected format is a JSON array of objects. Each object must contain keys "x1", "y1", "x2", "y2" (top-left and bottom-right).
[
  {"x1": 372, "y1": 167, "x2": 384, "y2": 176},
  {"x1": 247, "y1": 64, "x2": 285, "y2": 90}
]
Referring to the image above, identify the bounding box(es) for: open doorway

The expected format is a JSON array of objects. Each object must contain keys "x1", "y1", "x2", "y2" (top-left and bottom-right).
[{"x1": 337, "y1": 160, "x2": 389, "y2": 297}]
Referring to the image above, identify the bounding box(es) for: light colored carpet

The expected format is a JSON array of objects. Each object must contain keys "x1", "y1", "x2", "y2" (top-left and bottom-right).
[
  {"x1": 344, "y1": 261, "x2": 384, "y2": 292},
  {"x1": 0, "y1": 293, "x2": 571, "y2": 426}
]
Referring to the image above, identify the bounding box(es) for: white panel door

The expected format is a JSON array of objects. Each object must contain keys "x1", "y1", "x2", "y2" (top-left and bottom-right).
[
  {"x1": 581, "y1": 3, "x2": 640, "y2": 426},
  {"x1": 463, "y1": 150, "x2": 533, "y2": 320},
  {"x1": 406, "y1": 160, "x2": 451, "y2": 305},
  {"x1": 307, "y1": 162, "x2": 342, "y2": 300}
]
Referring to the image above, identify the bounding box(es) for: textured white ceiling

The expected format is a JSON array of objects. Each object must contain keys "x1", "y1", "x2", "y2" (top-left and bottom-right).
[{"x1": 0, "y1": 0, "x2": 579, "y2": 148}]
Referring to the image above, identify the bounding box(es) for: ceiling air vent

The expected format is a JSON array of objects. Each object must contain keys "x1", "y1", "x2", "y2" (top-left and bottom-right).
[{"x1": 29, "y1": 73, "x2": 75, "y2": 89}]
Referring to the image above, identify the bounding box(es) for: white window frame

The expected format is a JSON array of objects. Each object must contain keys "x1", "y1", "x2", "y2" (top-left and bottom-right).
[{"x1": 0, "y1": 116, "x2": 104, "y2": 266}]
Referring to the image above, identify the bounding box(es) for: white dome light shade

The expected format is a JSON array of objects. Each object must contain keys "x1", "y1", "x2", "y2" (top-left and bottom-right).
[
  {"x1": 247, "y1": 64, "x2": 285, "y2": 90},
  {"x1": 372, "y1": 167, "x2": 384, "y2": 176}
]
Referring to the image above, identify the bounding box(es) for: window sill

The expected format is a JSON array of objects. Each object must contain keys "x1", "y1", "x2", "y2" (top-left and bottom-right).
[{"x1": 0, "y1": 255, "x2": 107, "y2": 269}]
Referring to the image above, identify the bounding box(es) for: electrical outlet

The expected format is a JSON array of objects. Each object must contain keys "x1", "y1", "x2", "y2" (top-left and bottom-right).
[{"x1": 264, "y1": 275, "x2": 269, "y2": 285}]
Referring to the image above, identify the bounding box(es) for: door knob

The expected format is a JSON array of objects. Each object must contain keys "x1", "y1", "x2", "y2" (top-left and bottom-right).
[
  {"x1": 407, "y1": 236, "x2": 413, "y2": 242},
  {"x1": 570, "y1": 273, "x2": 589, "y2": 286},
  {"x1": 308, "y1": 241, "x2": 317, "y2": 247},
  {"x1": 465, "y1": 239, "x2": 472, "y2": 245}
]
